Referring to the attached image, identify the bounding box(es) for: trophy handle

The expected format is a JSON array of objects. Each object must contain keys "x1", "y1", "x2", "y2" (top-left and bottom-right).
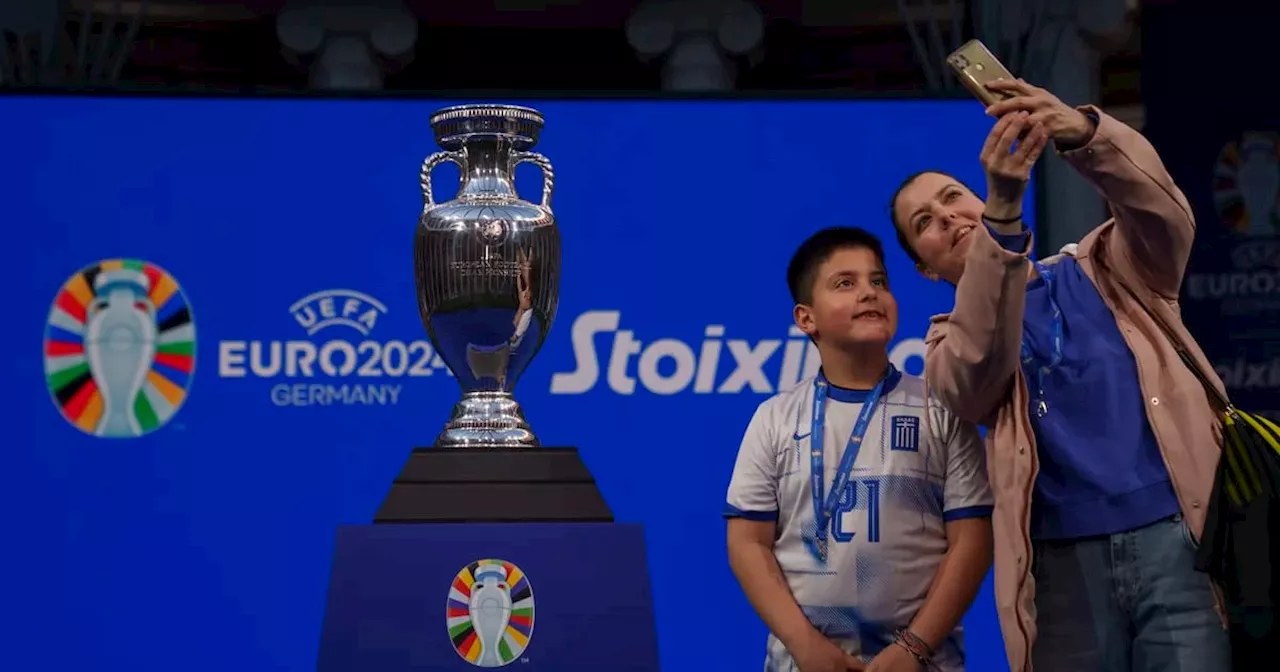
[
  {"x1": 420, "y1": 150, "x2": 465, "y2": 212},
  {"x1": 511, "y1": 151, "x2": 555, "y2": 210}
]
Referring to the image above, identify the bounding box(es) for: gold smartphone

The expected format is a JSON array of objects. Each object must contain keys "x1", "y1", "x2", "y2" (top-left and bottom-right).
[{"x1": 946, "y1": 39, "x2": 1018, "y2": 106}]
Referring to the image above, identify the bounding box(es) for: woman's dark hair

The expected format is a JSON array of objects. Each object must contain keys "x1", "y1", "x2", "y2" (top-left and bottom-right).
[{"x1": 888, "y1": 169, "x2": 974, "y2": 266}]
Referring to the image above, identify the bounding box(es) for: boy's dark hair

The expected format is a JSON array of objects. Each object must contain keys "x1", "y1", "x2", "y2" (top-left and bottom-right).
[
  {"x1": 787, "y1": 226, "x2": 888, "y2": 305},
  {"x1": 887, "y1": 169, "x2": 974, "y2": 267}
]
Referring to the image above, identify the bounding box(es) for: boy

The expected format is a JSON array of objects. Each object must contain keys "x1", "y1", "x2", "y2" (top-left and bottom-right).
[{"x1": 724, "y1": 227, "x2": 993, "y2": 672}]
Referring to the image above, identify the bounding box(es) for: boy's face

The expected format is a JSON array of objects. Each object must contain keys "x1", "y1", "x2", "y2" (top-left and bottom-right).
[{"x1": 795, "y1": 246, "x2": 898, "y2": 350}]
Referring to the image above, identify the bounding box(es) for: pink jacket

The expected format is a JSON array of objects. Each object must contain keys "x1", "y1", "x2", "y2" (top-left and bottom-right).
[{"x1": 924, "y1": 108, "x2": 1226, "y2": 671}]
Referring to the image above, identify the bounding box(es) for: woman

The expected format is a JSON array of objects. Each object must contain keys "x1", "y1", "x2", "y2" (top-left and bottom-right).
[{"x1": 889, "y1": 78, "x2": 1230, "y2": 671}]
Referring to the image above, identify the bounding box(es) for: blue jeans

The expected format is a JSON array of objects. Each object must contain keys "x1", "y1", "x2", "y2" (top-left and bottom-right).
[{"x1": 1030, "y1": 514, "x2": 1231, "y2": 671}]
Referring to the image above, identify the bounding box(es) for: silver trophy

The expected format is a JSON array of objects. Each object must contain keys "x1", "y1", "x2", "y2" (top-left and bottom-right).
[{"x1": 415, "y1": 104, "x2": 560, "y2": 448}]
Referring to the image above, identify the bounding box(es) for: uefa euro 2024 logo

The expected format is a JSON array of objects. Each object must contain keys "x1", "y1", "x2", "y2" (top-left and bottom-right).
[
  {"x1": 448, "y1": 559, "x2": 536, "y2": 668},
  {"x1": 216, "y1": 288, "x2": 451, "y2": 407},
  {"x1": 44, "y1": 259, "x2": 196, "y2": 438},
  {"x1": 1214, "y1": 131, "x2": 1280, "y2": 237}
]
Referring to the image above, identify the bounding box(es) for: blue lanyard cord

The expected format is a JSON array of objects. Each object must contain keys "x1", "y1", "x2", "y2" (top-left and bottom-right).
[
  {"x1": 809, "y1": 366, "x2": 894, "y2": 561},
  {"x1": 1020, "y1": 261, "x2": 1064, "y2": 417}
]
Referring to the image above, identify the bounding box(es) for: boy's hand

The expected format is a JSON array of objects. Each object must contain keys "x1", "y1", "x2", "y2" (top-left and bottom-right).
[
  {"x1": 792, "y1": 631, "x2": 866, "y2": 671},
  {"x1": 865, "y1": 643, "x2": 923, "y2": 671}
]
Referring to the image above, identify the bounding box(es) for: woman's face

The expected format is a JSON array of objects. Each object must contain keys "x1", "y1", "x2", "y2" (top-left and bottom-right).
[{"x1": 892, "y1": 172, "x2": 986, "y2": 284}]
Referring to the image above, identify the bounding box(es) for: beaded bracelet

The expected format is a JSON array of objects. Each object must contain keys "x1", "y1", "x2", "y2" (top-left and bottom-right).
[
  {"x1": 893, "y1": 629, "x2": 936, "y2": 669},
  {"x1": 893, "y1": 639, "x2": 929, "y2": 667}
]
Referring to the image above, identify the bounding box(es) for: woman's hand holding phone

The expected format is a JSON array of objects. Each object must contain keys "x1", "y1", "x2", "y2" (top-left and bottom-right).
[
  {"x1": 983, "y1": 79, "x2": 1097, "y2": 149},
  {"x1": 980, "y1": 110, "x2": 1048, "y2": 221}
]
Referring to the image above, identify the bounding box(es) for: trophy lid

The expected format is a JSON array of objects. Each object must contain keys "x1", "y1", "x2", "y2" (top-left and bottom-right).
[{"x1": 429, "y1": 104, "x2": 545, "y2": 150}]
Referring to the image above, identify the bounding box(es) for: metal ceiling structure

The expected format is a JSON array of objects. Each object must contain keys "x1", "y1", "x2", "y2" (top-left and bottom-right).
[{"x1": 0, "y1": 0, "x2": 1141, "y2": 112}]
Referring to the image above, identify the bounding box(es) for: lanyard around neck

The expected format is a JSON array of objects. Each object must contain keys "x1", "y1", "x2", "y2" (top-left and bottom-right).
[
  {"x1": 1020, "y1": 260, "x2": 1063, "y2": 418},
  {"x1": 809, "y1": 365, "x2": 894, "y2": 561}
]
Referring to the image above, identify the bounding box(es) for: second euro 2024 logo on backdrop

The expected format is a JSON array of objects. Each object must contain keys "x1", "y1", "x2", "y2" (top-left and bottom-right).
[
  {"x1": 216, "y1": 288, "x2": 451, "y2": 407},
  {"x1": 448, "y1": 559, "x2": 535, "y2": 668},
  {"x1": 1214, "y1": 131, "x2": 1280, "y2": 238},
  {"x1": 44, "y1": 259, "x2": 197, "y2": 438}
]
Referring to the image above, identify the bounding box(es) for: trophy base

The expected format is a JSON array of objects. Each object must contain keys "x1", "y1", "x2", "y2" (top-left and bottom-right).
[
  {"x1": 373, "y1": 447, "x2": 614, "y2": 523},
  {"x1": 435, "y1": 391, "x2": 538, "y2": 448}
]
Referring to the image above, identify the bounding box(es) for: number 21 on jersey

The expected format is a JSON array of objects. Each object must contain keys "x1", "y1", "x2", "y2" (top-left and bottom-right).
[{"x1": 832, "y1": 478, "x2": 881, "y2": 544}]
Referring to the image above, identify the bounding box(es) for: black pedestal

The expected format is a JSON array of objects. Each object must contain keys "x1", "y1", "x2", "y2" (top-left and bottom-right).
[
  {"x1": 321, "y1": 450, "x2": 657, "y2": 670},
  {"x1": 372, "y1": 447, "x2": 614, "y2": 523}
]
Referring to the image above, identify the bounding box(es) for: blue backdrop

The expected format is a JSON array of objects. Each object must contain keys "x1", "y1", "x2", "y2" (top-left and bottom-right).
[{"x1": 2, "y1": 95, "x2": 1031, "y2": 671}]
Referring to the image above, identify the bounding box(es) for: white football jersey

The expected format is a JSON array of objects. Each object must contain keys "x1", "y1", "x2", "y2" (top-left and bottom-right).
[{"x1": 724, "y1": 369, "x2": 992, "y2": 671}]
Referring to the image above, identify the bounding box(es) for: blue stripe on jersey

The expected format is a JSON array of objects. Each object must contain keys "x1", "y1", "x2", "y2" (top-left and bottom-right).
[
  {"x1": 823, "y1": 368, "x2": 903, "y2": 403},
  {"x1": 722, "y1": 503, "x2": 778, "y2": 521},
  {"x1": 942, "y1": 505, "x2": 993, "y2": 522}
]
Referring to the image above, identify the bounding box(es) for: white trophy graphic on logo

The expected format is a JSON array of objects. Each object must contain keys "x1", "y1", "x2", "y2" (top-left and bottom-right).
[
  {"x1": 1236, "y1": 133, "x2": 1280, "y2": 236},
  {"x1": 447, "y1": 559, "x2": 535, "y2": 667},
  {"x1": 84, "y1": 269, "x2": 157, "y2": 437},
  {"x1": 468, "y1": 564, "x2": 514, "y2": 667}
]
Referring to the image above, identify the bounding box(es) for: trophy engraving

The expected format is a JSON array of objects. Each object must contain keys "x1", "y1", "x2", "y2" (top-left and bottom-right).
[{"x1": 415, "y1": 104, "x2": 560, "y2": 448}]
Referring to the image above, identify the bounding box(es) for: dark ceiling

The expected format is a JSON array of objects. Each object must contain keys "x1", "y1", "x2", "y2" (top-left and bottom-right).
[{"x1": 10, "y1": 0, "x2": 1141, "y2": 106}]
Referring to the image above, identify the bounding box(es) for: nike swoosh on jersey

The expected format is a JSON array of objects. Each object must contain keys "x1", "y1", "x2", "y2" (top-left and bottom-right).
[{"x1": 793, "y1": 432, "x2": 811, "y2": 441}]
